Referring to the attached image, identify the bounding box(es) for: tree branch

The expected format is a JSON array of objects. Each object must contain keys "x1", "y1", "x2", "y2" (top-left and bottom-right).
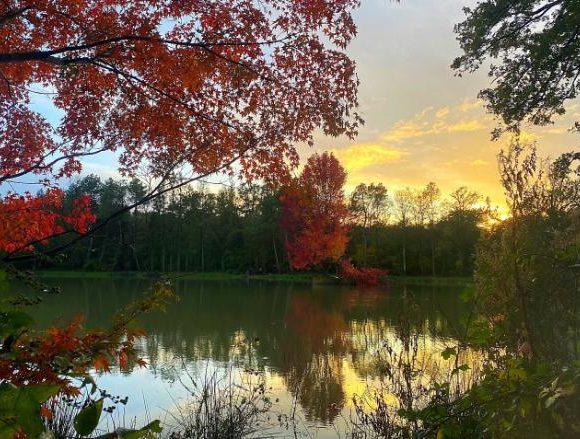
[
  {"x1": 0, "y1": 146, "x2": 109, "y2": 183},
  {"x1": 0, "y1": 34, "x2": 294, "y2": 63}
]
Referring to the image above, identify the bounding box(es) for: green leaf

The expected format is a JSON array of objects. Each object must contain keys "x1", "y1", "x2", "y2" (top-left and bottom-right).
[
  {"x1": 74, "y1": 374, "x2": 98, "y2": 395},
  {"x1": 0, "y1": 383, "x2": 59, "y2": 438},
  {"x1": 459, "y1": 287, "x2": 474, "y2": 303},
  {"x1": 120, "y1": 420, "x2": 162, "y2": 438},
  {"x1": 451, "y1": 364, "x2": 471, "y2": 375},
  {"x1": 0, "y1": 310, "x2": 34, "y2": 337},
  {"x1": 441, "y1": 346, "x2": 456, "y2": 360},
  {"x1": 74, "y1": 398, "x2": 103, "y2": 436}
]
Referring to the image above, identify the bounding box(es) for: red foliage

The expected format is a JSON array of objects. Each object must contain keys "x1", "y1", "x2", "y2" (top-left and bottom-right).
[
  {"x1": 280, "y1": 152, "x2": 349, "y2": 269},
  {"x1": 0, "y1": 316, "x2": 144, "y2": 392},
  {"x1": 0, "y1": 4, "x2": 361, "y2": 431},
  {"x1": 338, "y1": 258, "x2": 386, "y2": 287},
  {"x1": 284, "y1": 295, "x2": 347, "y2": 351},
  {"x1": 0, "y1": 281, "x2": 173, "y2": 392},
  {"x1": 0, "y1": 190, "x2": 95, "y2": 254},
  {"x1": 0, "y1": 0, "x2": 361, "y2": 184}
]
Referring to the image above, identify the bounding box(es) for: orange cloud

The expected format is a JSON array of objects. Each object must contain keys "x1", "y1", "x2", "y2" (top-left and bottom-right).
[
  {"x1": 381, "y1": 101, "x2": 489, "y2": 143},
  {"x1": 314, "y1": 98, "x2": 577, "y2": 205},
  {"x1": 331, "y1": 143, "x2": 405, "y2": 172}
]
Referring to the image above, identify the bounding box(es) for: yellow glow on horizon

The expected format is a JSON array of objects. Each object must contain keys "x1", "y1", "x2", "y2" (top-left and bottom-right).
[{"x1": 311, "y1": 97, "x2": 577, "y2": 208}]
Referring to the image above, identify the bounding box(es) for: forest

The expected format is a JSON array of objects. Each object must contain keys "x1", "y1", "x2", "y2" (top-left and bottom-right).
[{"x1": 36, "y1": 173, "x2": 488, "y2": 277}]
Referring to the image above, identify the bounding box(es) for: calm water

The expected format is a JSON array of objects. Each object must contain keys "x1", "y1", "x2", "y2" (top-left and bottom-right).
[{"x1": 25, "y1": 277, "x2": 477, "y2": 437}]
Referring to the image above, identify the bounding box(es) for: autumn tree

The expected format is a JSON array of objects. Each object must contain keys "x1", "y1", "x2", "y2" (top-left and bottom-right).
[
  {"x1": 0, "y1": 0, "x2": 361, "y2": 260},
  {"x1": 280, "y1": 152, "x2": 349, "y2": 270}
]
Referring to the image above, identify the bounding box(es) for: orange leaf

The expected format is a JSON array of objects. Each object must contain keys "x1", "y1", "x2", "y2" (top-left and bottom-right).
[
  {"x1": 40, "y1": 404, "x2": 53, "y2": 420},
  {"x1": 119, "y1": 350, "x2": 128, "y2": 369},
  {"x1": 93, "y1": 356, "x2": 110, "y2": 372}
]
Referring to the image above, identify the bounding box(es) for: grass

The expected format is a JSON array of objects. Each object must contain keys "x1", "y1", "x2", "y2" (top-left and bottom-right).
[
  {"x1": 34, "y1": 270, "x2": 147, "y2": 279},
  {"x1": 387, "y1": 275, "x2": 474, "y2": 286},
  {"x1": 177, "y1": 271, "x2": 316, "y2": 282},
  {"x1": 167, "y1": 365, "x2": 274, "y2": 438},
  {"x1": 35, "y1": 270, "x2": 316, "y2": 283},
  {"x1": 35, "y1": 270, "x2": 473, "y2": 286}
]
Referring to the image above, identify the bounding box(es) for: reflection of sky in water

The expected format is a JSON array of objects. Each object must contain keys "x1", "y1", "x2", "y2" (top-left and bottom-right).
[{"x1": 24, "y1": 278, "x2": 481, "y2": 437}]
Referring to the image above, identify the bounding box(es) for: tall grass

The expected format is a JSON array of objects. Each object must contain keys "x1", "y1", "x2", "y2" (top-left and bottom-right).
[{"x1": 166, "y1": 365, "x2": 274, "y2": 439}]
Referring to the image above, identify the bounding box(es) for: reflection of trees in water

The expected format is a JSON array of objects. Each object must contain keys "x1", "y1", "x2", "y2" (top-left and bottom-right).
[
  {"x1": 349, "y1": 291, "x2": 484, "y2": 403},
  {"x1": 283, "y1": 353, "x2": 345, "y2": 423},
  {"x1": 350, "y1": 320, "x2": 483, "y2": 404},
  {"x1": 27, "y1": 278, "x2": 476, "y2": 425},
  {"x1": 280, "y1": 294, "x2": 350, "y2": 423},
  {"x1": 277, "y1": 290, "x2": 483, "y2": 424},
  {"x1": 284, "y1": 294, "x2": 349, "y2": 352},
  {"x1": 348, "y1": 310, "x2": 485, "y2": 437}
]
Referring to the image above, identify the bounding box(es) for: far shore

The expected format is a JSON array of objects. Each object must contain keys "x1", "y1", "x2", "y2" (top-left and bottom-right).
[{"x1": 34, "y1": 270, "x2": 473, "y2": 286}]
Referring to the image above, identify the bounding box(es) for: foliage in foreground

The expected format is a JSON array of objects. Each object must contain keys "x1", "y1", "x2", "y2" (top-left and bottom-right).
[
  {"x1": 167, "y1": 367, "x2": 273, "y2": 439},
  {"x1": 350, "y1": 143, "x2": 580, "y2": 438},
  {"x1": 1, "y1": 0, "x2": 362, "y2": 436},
  {"x1": 0, "y1": 0, "x2": 361, "y2": 264},
  {"x1": 0, "y1": 273, "x2": 174, "y2": 438},
  {"x1": 453, "y1": 0, "x2": 580, "y2": 136}
]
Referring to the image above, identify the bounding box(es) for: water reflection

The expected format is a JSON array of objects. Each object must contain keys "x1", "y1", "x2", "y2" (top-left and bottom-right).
[{"x1": 23, "y1": 277, "x2": 478, "y2": 433}]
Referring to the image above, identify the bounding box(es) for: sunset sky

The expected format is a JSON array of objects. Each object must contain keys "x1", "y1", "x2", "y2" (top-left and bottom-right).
[
  {"x1": 30, "y1": 0, "x2": 579, "y2": 206},
  {"x1": 307, "y1": 0, "x2": 579, "y2": 205}
]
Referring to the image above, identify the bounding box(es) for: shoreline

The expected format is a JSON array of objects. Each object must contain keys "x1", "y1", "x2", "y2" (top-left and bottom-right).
[{"x1": 34, "y1": 270, "x2": 473, "y2": 286}]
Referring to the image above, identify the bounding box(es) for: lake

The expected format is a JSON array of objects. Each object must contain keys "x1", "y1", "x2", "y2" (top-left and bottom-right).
[{"x1": 26, "y1": 276, "x2": 479, "y2": 437}]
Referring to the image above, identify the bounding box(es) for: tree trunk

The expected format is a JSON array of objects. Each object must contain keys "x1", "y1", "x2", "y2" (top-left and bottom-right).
[
  {"x1": 114, "y1": 221, "x2": 124, "y2": 270},
  {"x1": 511, "y1": 223, "x2": 535, "y2": 359},
  {"x1": 363, "y1": 228, "x2": 368, "y2": 266},
  {"x1": 200, "y1": 230, "x2": 205, "y2": 272},
  {"x1": 98, "y1": 236, "x2": 106, "y2": 267},
  {"x1": 84, "y1": 236, "x2": 94, "y2": 268},
  {"x1": 431, "y1": 233, "x2": 436, "y2": 277},
  {"x1": 133, "y1": 245, "x2": 141, "y2": 271},
  {"x1": 402, "y1": 244, "x2": 407, "y2": 275},
  {"x1": 272, "y1": 231, "x2": 281, "y2": 273}
]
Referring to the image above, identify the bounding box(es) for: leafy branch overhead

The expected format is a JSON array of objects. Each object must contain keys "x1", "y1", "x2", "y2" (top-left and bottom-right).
[{"x1": 453, "y1": 0, "x2": 580, "y2": 135}]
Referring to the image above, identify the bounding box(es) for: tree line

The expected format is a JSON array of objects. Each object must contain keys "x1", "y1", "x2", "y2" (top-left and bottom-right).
[{"x1": 28, "y1": 173, "x2": 491, "y2": 277}]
